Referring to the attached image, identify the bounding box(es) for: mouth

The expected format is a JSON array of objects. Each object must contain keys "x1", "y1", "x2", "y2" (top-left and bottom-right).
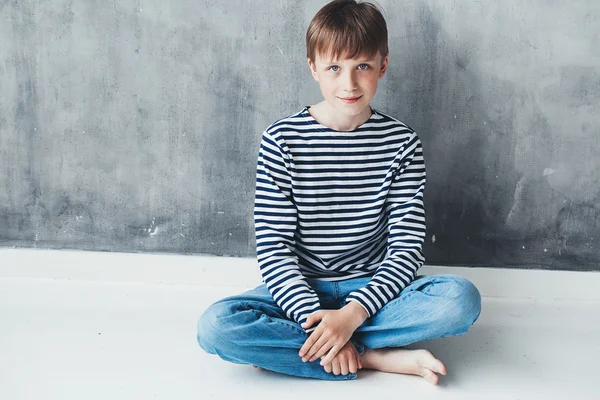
[{"x1": 338, "y1": 95, "x2": 362, "y2": 104}]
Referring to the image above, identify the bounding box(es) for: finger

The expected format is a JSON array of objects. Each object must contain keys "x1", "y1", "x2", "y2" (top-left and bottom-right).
[
  {"x1": 299, "y1": 326, "x2": 322, "y2": 358},
  {"x1": 306, "y1": 336, "x2": 331, "y2": 362},
  {"x1": 323, "y1": 362, "x2": 332, "y2": 373},
  {"x1": 348, "y1": 354, "x2": 358, "y2": 374},
  {"x1": 311, "y1": 341, "x2": 335, "y2": 365},
  {"x1": 332, "y1": 359, "x2": 341, "y2": 376},
  {"x1": 341, "y1": 356, "x2": 350, "y2": 376},
  {"x1": 353, "y1": 348, "x2": 363, "y2": 369},
  {"x1": 301, "y1": 317, "x2": 313, "y2": 330},
  {"x1": 299, "y1": 337, "x2": 314, "y2": 358},
  {"x1": 301, "y1": 311, "x2": 322, "y2": 330},
  {"x1": 303, "y1": 332, "x2": 326, "y2": 361},
  {"x1": 319, "y1": 345, "x2": 341, "y2": 366}
]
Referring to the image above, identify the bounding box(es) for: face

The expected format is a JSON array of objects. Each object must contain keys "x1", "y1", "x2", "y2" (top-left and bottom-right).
[{"x1": 308, "y1": 51, "x2": 388, "y2": 119}]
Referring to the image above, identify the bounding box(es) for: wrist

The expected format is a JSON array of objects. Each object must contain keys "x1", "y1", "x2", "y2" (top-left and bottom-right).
[{"x1": 343, "y1": 300, "x2": 369, "y2": 326}]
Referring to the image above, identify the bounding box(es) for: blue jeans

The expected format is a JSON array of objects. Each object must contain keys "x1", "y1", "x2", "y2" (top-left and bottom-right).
[{"x1": 197, "y1": 274, "x2": 481, "y2": 381}]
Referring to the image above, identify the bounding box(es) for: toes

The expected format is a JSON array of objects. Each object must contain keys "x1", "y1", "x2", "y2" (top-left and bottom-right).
[
  {"x1": 433, "y1": 359, "x2": 447, "y2": 375},
  {"x1": 422, "y1": 369, "x2": 439, "y2": 385},
  {"x1": 419, "y1": 350, "x2": 446, "y2": 375}
]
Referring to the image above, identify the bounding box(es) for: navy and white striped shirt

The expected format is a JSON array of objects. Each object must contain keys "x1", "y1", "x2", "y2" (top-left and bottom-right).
[{"x1": 254, "y1": 107, "x2": 426, "y2": 331}]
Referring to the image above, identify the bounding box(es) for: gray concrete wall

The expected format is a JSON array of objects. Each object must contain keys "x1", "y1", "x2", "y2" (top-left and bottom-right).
[{"x1": 1, "y1": 0, "x2": 598, "y2": 270}]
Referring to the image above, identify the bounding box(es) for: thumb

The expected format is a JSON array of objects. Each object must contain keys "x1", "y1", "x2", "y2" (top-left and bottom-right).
[{"x1": 302, "y1": 311, "x2": 323, "y2": 328}]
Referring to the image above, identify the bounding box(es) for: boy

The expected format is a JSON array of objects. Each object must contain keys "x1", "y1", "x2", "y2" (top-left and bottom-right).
[{"x1": 197, "y1": 0, "x2": 481, "y2": 383}]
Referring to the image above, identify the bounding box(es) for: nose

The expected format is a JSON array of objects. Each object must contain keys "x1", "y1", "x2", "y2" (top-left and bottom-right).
[{"x1": 342, "y1": 70, "x2": 358, "y2": 92}]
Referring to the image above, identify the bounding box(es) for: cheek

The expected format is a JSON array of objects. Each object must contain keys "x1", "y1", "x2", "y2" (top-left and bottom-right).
[
  {"x1": 320, "y1": 79, "x2": 336, "y2": 92},
  {"x1": 367, "y1": 75, "x2": 381, "y2": 89}
]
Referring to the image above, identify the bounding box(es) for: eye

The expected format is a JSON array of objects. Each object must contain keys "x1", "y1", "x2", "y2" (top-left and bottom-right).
[
  {"x1": 328, "y1": 65, "x2": 340, "y2": 72},
  {"x1": 358, "y1": 64, "x2": 370, "y2": 70}
]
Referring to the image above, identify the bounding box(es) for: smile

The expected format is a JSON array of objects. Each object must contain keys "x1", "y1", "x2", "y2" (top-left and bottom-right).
[{"x1": 338, "y1": 96, "x2": 362, "y2": 104}]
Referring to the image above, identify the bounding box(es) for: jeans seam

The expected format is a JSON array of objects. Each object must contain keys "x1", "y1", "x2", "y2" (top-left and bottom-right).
[
  {"x1": 421, "y1": 277, "x2": 440, "y2": 295},
  {"x1": 375, "y1": 276, "x2": 440, "y2": 315},
  {"x1": 377, "y1": 290, "x2": 416, "y2": 314},
  {"x1": 248, "y1": 309, "x2": 306, "y2": 335}
]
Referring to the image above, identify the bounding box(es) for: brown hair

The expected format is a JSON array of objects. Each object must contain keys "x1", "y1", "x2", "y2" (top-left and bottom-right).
[{"x1": 306, "y1": 0, "x2": 388, "y2": 62}]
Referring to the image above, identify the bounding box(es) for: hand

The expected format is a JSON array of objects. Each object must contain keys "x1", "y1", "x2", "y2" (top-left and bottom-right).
[
  {"x1": 299, "y1": 301, "x2": 368, "y2": 366},
  {"x1": 323, "y1": 341, "x2": 362, "y2": 376}
]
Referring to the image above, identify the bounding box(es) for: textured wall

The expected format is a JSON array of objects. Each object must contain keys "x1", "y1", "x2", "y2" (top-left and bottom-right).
[{"x1": 1, "y1": 1, "x2": 599, "y2": 270}]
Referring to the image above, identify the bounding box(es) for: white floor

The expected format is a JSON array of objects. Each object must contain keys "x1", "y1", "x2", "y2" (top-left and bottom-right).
[{"x1": 1, "y1": 249, "x2": 599, "y2": 400}]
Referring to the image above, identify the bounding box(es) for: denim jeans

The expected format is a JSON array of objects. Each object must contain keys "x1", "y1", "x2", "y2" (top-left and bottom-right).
[{"x1": 197, "y1": 274, "x2": 481, "y2": 381}]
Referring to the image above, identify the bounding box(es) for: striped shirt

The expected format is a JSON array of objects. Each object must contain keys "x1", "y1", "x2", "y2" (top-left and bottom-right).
[{"x1": 254, "y1": 107, "x2": 426, "y2": 331}]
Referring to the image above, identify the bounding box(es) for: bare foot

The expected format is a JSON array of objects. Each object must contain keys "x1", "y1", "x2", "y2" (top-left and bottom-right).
[{"x1": 361, "y1": 348, "x2": 447, "y2": 385}]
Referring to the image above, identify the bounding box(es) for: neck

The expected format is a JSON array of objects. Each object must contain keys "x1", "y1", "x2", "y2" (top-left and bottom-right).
[{"x1": 308, "y1": 102, "x2": 372, "y2": 131}]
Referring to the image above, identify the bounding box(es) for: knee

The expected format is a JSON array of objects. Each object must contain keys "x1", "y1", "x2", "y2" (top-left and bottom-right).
[
  {"x1": 438, "y1": 275, "x2": 482, "y2": 332},
  {"x1": 456, "y1": 277, "x2": 481, "y2": 325},
  {"x1": 197, "y1": 301, "x2": 231, "y2": 355}
]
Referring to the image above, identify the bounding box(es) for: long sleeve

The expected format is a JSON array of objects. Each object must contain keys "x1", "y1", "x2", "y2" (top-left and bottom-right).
[
  {"x1": 345, "y1": 132, "x2": 426, "y2": 317},
  {"x1": 254, "y1": 130, "x2": 322, "y2": 331}
]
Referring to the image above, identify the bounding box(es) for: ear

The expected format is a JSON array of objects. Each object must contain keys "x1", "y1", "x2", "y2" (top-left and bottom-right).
[
  {"x1": 307, "y1": 58, "x2": 320, "y2": 82},
  {"x1": 378, "y1": 55, "x2": 389, "y2": 78}
]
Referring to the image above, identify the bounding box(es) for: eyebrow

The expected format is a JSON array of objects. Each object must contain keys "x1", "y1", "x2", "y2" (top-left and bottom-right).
[{"x1": 319, "y1": 58, "x2": 375, "y2": 65}]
